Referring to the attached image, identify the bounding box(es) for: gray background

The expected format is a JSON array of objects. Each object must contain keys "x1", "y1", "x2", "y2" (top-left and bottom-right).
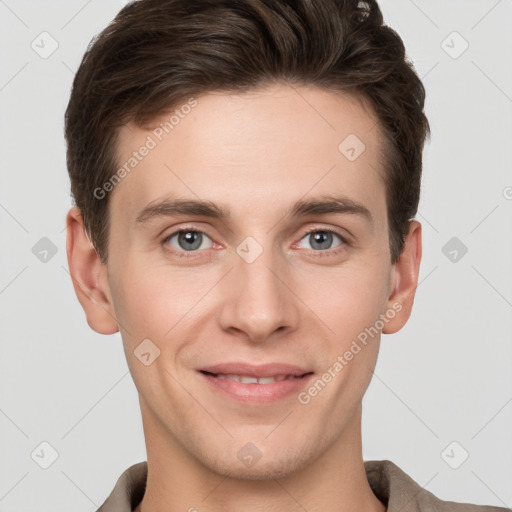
[{"x1": 1, "y1": 0, "x2": 511, "y2": 510}]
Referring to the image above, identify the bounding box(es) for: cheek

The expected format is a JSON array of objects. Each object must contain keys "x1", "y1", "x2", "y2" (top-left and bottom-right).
[
  {"x1": 107, "y1": 261, "x2": 199, "y2": 399},
  {"x1": 293, "y1": 261, "x2": 391, "y2": 341},
  {"x1": 108, "y1": 258, "x2": 208, "y2": 342},
  {"x1": 294, "y1": 266, "x2": 388, "y2": 419}
]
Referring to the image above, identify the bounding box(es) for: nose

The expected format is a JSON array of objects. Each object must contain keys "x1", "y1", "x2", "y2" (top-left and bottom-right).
[{"x1": 217, "y1": 245, "x2": 300, "y2": 343}]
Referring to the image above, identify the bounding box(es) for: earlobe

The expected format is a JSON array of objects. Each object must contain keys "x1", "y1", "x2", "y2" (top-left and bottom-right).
[
  {"x1": 382, "y1": 220, "x2": 422, "y2": 335},
  {"x1": 66, "y1": 207, "x2": 119, "y2": 335}
]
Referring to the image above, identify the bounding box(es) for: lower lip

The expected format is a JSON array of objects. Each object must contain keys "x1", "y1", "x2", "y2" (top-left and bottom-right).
[{"x1": 199, "y1": 372, "x2": 314, "y2": 404}]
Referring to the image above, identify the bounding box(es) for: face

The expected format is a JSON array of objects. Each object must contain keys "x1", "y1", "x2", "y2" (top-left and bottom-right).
[{"x1": 68, "y1": 83, "x2": 420, "y2": 480}]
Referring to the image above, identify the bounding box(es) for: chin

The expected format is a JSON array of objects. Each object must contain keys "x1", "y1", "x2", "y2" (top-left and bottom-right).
[
  {"x1": 198, "y1": 443, "x2": 315, "y2": 481},
  {"x1": 208, "y1": 457, "x2": 305, "y2": 481}
]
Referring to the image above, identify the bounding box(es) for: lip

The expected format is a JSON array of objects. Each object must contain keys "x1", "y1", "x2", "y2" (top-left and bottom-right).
[
  {"x1": 199, "y1": 362, "x2": 311, "y2": 378},
  {"x1": 197, "y1": 362, "x2": 314, "y2": 404}
]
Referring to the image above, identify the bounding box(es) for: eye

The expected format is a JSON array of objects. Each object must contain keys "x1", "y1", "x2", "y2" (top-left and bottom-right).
[
  {"x1": 163, "y1": 229, "x2": 213, "y2": 252},
  {"x1": 296, "y1": 229, "x2": 345, "y2": 251}
]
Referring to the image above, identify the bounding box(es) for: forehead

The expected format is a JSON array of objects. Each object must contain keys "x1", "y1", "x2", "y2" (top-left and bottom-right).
[{"x1": 111, "y1": 84, "x2": 387, "y2": 227}]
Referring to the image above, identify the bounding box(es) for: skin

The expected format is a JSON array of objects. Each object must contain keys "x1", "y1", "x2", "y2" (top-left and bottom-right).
[{"x1": 66, "y1": 83, "x2": 421, "y2": 512}]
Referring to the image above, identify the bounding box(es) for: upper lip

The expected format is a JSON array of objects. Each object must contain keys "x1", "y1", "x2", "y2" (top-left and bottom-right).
[{"x1": 199, "y1": 362, "x2": 312, "y2": 378}]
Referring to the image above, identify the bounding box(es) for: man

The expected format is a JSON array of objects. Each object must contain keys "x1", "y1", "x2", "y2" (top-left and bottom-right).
[{"x1": 64, "y1": 0, "x2": 509, "y2": 510}]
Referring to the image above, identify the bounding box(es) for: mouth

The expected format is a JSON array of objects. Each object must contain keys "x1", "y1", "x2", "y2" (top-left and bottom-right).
[
  {"x1": 197, "y1": 363, "x2": 314, "y2": 404},
  {"x1": 200, "y1": 370, "x2": 312, "y2": 384}
]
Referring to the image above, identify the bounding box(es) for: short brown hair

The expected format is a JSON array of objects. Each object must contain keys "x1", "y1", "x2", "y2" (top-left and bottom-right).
[{"x1": 65, "y1": 0, "x2": 430, "y2": 263}]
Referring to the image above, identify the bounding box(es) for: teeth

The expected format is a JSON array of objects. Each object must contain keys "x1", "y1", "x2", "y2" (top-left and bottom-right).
[
  {"x1": 240, "y1": 376, "x2": 258, "y2": 384},
  {"x1": 213, "y1": 374, "x2": 297, "y2": 384},
  {"x1": 257, "y1": 377, "x2": 276, "y2": 384}
]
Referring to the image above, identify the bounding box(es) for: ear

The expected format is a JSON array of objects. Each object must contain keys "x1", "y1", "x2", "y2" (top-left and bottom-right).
[
  {"x1": 382, "y1": 220, "x2": 422, "y2": 334},
  {"x1": 65, "y1": 207, "x2": 119, "y2": 335}
]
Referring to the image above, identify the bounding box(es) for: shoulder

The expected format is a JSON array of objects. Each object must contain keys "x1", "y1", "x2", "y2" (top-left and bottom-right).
[
  {"x1": 97, "y1": 462, "x2": 147, "y2": 512},
  {"x1": 364, "y1": 459, "x2": 510, "y2": 512}
]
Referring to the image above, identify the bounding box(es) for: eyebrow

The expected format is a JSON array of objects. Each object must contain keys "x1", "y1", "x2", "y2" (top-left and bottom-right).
[
  {"x1": 135, "y1": 195, "x2": 373, "y2": 225},
  {"x1": 287, "y1": 196, "x2": 372, "y2": 223},
  {"x1": 135, "y1": 199, "x2": 229, "y2": 224}
]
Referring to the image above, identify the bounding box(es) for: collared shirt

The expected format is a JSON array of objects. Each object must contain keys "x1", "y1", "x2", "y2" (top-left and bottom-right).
[{"x1": 97, "y1": 459, "x2": 510, "y2": 512}]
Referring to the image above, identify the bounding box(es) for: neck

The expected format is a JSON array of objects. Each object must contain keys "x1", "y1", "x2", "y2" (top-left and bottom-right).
[{"x1": 134, "y1": 402, "x2": 386, "y2": 512}]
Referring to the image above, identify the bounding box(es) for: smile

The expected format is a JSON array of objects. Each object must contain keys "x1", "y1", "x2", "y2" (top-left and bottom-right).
[
  {"x1": 197, "y1": 364, "x2": 314, "y2": 404},
  {"x1": 201, "y1": 371, "x2": 306, "y2": 384}
]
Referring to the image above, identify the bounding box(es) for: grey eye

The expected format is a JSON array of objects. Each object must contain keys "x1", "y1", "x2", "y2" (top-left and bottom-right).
[
  {"x1": 298, "y1": 231, "x2": 343, "y2": 251},
  {"x1": 167, "y1": 231, "x2": 212, "y2": 251}
]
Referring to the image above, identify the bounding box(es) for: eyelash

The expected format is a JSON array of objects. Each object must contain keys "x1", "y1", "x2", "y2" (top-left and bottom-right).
[
  {"x1": 161, "y1": 226, "x2": 349, "y2": 259},
  {"x1": 298, "y1": 227, "x2": 348, "y2": 257}
]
